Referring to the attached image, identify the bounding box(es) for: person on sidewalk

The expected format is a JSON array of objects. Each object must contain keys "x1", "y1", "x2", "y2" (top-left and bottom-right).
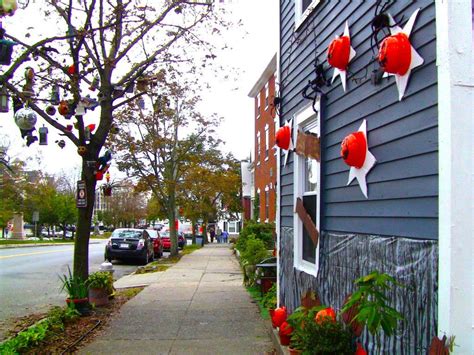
[
  {"x1": 209, "y1": 226, "x2": 215, "y2": 243},
  {"x1": 222, "y1": 230, "x2": 228, "y2": 243},
  {"x1": 216, "y1": 227, "x2": 222, "y2": 243}
]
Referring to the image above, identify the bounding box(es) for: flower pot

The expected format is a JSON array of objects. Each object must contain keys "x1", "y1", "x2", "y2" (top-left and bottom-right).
[
  {"x1": 89, "y1": 287, "x2": 109, "y2": 307},
  {"x1": 66, "y1": 297, "x2": 90, "y2": 316},
  {"x1": 288, "y1": 347, "x2": 302, "y2": 355},
  {"x1": 279, "y1": 333, "x2": 291, "y2": 346}
]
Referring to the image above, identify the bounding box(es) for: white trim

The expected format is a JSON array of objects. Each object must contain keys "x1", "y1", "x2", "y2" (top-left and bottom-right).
[
  {"x1": 295, "y1": 0, "x2": 321, "y2": 31},
  {"x1": 292, "y1": 99, "x2": 321, "y2": 277},
  {"x1": 436, "y1": 0, "x2": 474, "y2": 352},
  {"x1": 275, "y1": 32, "x2": 281, "y2": 307}
]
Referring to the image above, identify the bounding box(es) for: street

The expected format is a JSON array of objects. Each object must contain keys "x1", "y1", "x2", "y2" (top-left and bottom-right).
[{"x1": 0, "y1": 241, "x2": 140, "y2": 339}]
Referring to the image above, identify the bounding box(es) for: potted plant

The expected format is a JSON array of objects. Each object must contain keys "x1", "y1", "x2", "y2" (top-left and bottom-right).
[
  {"x1": 341, "y1": 271, "x2": 404, "y2": 351},
  {"x1": 86, "y1": 271, "x2": 113, "y2": 307},
  {"x1": 59, "y1": 266, "x2": 90, "y2": 316},
  {"x1": 261, "y1": 283, "x2": 277, "y2": 313}
]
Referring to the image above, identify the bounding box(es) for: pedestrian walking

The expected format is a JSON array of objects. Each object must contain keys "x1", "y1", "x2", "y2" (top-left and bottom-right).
[
  {"x1": 216, "y1": 227, "x2": 222, "y2": 243},
  {"x1": 209, "y1": 226, "x2": 215, "y2": 243},
  {"x1": 222, "y1": 230, "x2": 228, "y2": 243}
]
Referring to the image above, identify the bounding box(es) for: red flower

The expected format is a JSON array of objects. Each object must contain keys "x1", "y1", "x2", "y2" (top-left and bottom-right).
[{"x1": 272, "y1": 306, "x2": 287, "y2": 328}]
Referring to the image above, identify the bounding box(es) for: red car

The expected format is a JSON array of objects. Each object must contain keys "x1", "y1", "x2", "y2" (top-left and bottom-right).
[
  {"x1": 161, "y1": 230, "x2": 186, "y2": 250},
  {"x1": 147, "y1": 229, "x2": 163, "y2": 259}
]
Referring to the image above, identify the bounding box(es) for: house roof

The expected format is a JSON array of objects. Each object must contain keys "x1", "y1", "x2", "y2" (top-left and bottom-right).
[{"x1": 247, "y1": 53, "x2": 277, "y2": 98}]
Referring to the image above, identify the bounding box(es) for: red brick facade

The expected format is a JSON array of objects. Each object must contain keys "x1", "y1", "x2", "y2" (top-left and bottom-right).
[{"x1": 253, "y1": 74, "x2": 277, "y2": 223}]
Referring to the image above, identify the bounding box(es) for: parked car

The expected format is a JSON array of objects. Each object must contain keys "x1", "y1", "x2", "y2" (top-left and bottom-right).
[
  {"x1": 104, "y1": 228, "x2": 154, "y2": 265},
  {"x1": 161, "y1": 231, "x2": 186, "y2": 250},
  {"x1": 147, "y1": 229, "x2": 163, "y2": 259}
]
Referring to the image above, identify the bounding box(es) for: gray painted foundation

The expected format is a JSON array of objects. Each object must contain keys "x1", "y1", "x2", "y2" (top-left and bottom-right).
[{"x1": 279, "y1": 228, "x2": 438, "y2": 354}]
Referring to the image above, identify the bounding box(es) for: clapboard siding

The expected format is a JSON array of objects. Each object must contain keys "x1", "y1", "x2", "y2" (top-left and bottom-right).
[{"x1": 279, "y1": 0, "x2": 438, "y2": 239}]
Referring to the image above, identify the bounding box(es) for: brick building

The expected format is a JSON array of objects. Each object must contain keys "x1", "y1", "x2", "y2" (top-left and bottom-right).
[{"x1": 248, "y1": 54, "x2": 277, "y2": 223}]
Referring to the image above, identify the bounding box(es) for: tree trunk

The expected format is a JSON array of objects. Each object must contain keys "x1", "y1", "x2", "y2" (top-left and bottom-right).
[
  {"x1": 73, "y1": 160, "x2": 97, "y2": 281},
  {"x1": 168, "y1": 191, "x2": 178, "y2": 257}
]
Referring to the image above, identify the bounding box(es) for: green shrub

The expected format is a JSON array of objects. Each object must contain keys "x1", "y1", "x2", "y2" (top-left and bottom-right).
[
  {"x1": 236, "y1": 221, "x2": 274, "y2": 252},
  {"x1": 240, "y1": 236, "x2": 268, "y2": 266},
  {"x1": 59, "y1": 266, "x2": 88, "y2": 299},
  {"x1": 86, "y1": 271, "x2": 114, "y2": 294},
  {"x1": 303, "y1": 318, "x2": 354, "y2": 354},
  {"x1": 261, "y1": 283, "x2": 277, "y2": 310}
]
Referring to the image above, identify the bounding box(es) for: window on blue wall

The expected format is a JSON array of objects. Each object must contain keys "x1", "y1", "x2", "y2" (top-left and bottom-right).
[
  {"x1": 293, "y1": 98, "x2": 321, "y2": 277},
  {"x1": 295, "y1": 0, "x2": 321, "y2": 30}
]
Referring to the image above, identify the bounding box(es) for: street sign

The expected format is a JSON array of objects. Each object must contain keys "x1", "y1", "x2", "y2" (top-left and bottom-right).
[
  {"x1": 32, "y1": 211, "x2": 39, "y2": 222},
  {"x1": 76, "y1": 180, "x2": 87, "y2": 208}
]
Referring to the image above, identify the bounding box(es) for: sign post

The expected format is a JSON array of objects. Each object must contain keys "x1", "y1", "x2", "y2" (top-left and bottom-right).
[{"x1": 32, "y1": 211, "x2": 39, "y2": 238}]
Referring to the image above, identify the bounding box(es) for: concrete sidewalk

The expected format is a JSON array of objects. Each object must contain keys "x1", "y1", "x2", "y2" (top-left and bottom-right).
[{"x1": 80, "y1": 244, "x2": 274, "y2": 355}]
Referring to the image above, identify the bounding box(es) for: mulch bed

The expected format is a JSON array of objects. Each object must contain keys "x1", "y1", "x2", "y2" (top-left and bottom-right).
[{"x1": 2, "y1": 288, "x2": 143, "y2": 354}]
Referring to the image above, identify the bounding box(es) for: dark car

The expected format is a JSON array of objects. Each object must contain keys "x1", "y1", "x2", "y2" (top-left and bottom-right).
[
  {"x1": 161, "y1": 230, "x2": 186, "y2": 250},
  {"x1": 147, "y1": 229, "x2": 163, "y2": 259},
  {"x1": 104, "y1": 228, "x2": 154, "y2": 265}
]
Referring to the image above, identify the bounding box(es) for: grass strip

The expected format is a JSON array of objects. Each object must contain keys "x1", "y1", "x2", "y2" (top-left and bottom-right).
[
  {"x1": 0, "y1": 239, "x2": 73, "y2": 245},
  {"x1": 246, "y1": 285, "x2": 270, "y2": 320}
]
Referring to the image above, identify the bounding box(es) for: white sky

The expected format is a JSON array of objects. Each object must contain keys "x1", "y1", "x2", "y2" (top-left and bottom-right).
[{"x1": 0, "y1": 0, "x2": 278, "y2": 176}]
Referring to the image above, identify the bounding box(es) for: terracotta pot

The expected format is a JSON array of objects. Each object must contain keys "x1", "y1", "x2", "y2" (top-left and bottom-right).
[
  {"x1": 279, "y1": 333, "x2": 291, "y2": 346},
  {"x1": 66, "y1": 297, "x2": 90, "y2": 316},
  {"x1": 288, "y1": 347, "x2": 302, "y2": 355},
  {"x1": 89, "y1": 287, "x2": 109, "y2": 307}
]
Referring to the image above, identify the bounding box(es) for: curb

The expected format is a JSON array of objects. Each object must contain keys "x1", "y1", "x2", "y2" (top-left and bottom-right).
[
  {"x1": 270, "y1": 327, "x2": 290, "y2": 355},
  {"x1": 0, "y1": 241, "x2": 102, "y2": 249}
]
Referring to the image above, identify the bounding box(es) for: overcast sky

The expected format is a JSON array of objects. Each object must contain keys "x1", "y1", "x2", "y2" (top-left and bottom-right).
[{"x1": 0, "y1": 0, "x2": 278, "y2": 176}]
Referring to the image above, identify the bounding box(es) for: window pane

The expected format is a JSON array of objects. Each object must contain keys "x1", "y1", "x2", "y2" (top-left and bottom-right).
[
  {"x1": 305, "y1": 158, "x2": 318, "y2": 192},
  {"x1": 302, "y1": 194, "x2": 316, "y2": 263}
]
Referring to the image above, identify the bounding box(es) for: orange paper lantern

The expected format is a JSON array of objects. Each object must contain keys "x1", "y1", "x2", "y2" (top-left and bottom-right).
[
  {"x1": 341, "y1": 131, "x2": 367, "y2": 169},
  {"x1": 275, "y1": 126, "x2": 291, "y2": 150},
  {"x1": 378, "y1": 33, "x2": 412, "y2": 76},
  {"x1": 315, "y1": 307, "x2": 337, "y2": 324},
  {"x1": 58, "y1": 101, "x2": 69, "y2": 116},
  {"x1": 327, "y1": 36, "x2": 351, "y2": 70}
]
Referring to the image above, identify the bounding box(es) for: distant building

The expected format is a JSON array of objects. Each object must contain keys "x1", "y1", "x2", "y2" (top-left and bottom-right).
[
  {"x1": 240, "y1": 159, "x2": 252, "y2": 222},
  {"x1": 248, "y1": 54, "x2": 278, "y2": 223}
]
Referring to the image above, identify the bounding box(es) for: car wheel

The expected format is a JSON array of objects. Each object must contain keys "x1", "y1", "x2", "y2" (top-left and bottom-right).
[{"x1": 104, "y1": 253, "x2": 112, "y2": 263}]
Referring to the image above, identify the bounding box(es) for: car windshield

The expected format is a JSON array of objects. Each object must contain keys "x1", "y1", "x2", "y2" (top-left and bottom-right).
[
  {"x1": 160, "y1": 231, "x2": 170, "y2": 238},
  {"x1": 111, "y1": 230, "x2": 142, "y2": 239},
  {"x1": 147, "y1": 230, "x2": 158, "y2": 238}
]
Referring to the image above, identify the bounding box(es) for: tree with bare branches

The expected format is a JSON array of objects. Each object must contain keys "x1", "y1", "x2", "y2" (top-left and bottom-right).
[{"x1": 1, "y1": 0, "x2": 225, "y2": 279}]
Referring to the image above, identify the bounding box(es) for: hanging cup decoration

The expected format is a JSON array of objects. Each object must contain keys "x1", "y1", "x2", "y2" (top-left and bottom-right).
[
  {"x1": 38, "y1": 126, "x2": 48, "y2": 145},
  {"x1": 89, "y1": 76, "x2": 99, "y2": 91},
  {"x1": 67, "y1": 64, "x2": 76, "y2": 75},
  {"x1": 342, "y1": 120, "x2": 376, "y2": 198},
  {"x1": 341, "y1": 131, "x2": 367, "y2": 169},
  {"x1": 377, "y1": 9, "x2": 424, "y2": 100},
  {"x1": 58, "y1": 100, "x2": 69, "y2": 116},
  {"x1": 50, "y1": 85, "x2": 60, "y2": 105},
  {"x1": 84, "y1": 123, "x2": 96, "y2": 141},
  {"x1": 56, "y1": 139, "x2": 66, "y2": 149},
  {"x1": 77, "y1": 146, "x2": 87, "y2": 156},
  {"x1": 327, "y1": 21, "x2": 356, "y2": 92},
  {"x1": 0, "y1": 36, "x2": 16, "y2": 65},
  {"x1": 14, "y1": 107, "x2": 37, "y2": 131},
  {"x1": 45, "y1": 105, "x2": 56, "y2": 116}
]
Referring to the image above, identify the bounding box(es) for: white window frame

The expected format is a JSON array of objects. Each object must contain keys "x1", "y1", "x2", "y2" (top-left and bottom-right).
[
  {"x1": 256, "y1": 131, "x2": 261, "y2": 165},
  {"x1": 265, "y1": 82, "x2": 269, "y2": 109},
  {"x1": 274, "y1": 118, "x2": 279, "y2": 156},
  {"x1": 295, "y1": 0, "x2": 321, "y2": 31},
  {"x1": 265, "y1": 124, "x2": 269, "y2": 160},
  {"x1": 256, "y1": 94, "x2": 261, "y2": 119},
  {"x1": 293, "y1": 98, "x2": 321, "y2": 277}
]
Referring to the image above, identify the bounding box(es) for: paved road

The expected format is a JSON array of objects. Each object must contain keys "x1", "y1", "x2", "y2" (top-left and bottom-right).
[{"x1": 0, "y1": 241, "x2": 141, "y2": 339}]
